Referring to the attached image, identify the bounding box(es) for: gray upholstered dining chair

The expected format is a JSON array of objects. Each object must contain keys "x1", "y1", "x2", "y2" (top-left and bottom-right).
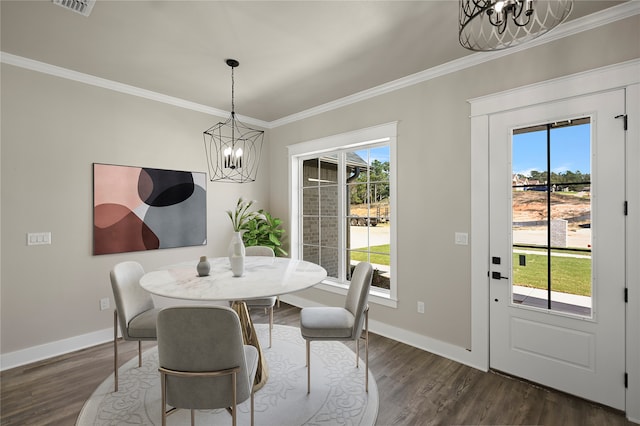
[
  {"x1": 243, "y1": 245, "x2": 277, "y2": 347},
  {"x1": 300, "y1": 261, "x2": 373, "y2": 393},
  {"x1": 157, "y1": 306, "x2": 258, "y2": 426},
  {"x1": 110, "y1": 261, "x2": 161, "y2": 392}
]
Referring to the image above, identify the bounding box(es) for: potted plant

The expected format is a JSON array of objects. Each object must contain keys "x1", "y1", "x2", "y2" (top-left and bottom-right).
[{"x1": 241, "y1": 209, "x2": 288, "y2": 257}]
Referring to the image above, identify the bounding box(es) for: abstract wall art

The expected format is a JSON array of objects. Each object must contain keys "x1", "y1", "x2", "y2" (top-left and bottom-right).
[{"x1": 93, "y1": 163, "x2": 206, "y2": 255}]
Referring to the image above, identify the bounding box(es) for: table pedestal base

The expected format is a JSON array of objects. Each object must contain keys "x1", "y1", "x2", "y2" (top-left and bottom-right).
[{"x1": 231, "y1": 301, "x2": 268, "y2": 391}]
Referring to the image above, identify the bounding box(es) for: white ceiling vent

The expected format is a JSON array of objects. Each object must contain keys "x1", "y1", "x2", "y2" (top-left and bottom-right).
[{"x1": 52, "y1": 0, "x2": 96, "y2": 17}]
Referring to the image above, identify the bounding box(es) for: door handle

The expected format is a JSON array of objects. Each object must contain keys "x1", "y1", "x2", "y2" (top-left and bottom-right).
[{"x1": 492, "y1": 271, "x2": 509, "y2": 280}]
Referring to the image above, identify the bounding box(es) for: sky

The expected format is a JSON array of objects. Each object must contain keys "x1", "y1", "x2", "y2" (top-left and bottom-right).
[
  {"x1": 512, "y1": 123, "x2": 591, "y2": 176},
  {"x1": 354, "y1": 146, "x2": 390, "y2": 164}
]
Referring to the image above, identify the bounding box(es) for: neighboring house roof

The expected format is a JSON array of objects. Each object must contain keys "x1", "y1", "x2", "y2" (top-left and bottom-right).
[
  {"x1": 320, "y1": 152, "x2": 369, "y2": 168},
  {"x1": 512, "y1": 174, "x2": 544, "y2": 186}
]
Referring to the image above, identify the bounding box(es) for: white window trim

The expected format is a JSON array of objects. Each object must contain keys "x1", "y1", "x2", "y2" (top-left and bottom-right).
[{"x1": 288, "y1": 122, "x2": 398, "y2": 308}]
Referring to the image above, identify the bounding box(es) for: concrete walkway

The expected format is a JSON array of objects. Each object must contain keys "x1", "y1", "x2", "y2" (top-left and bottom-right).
[
  {"x1": 513, "y1": 285, "x2": 592, "y2": 309},
  {"x1": 513, "y1": 228, "x2": 591, "y2": 249},
  {"x1": 349, "y1": 224, "x2": 390, "y2": 248}
]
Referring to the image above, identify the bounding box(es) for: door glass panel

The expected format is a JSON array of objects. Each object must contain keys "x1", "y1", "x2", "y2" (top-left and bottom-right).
[{"x1": 511, "y1": 118, "x2": 592, "y2": 316}]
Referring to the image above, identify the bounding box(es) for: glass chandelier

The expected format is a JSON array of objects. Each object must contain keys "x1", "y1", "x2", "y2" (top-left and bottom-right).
[
  {"x1": 203, "y1": 59, "x2": 264, "y2": 183},
  {"x1": 459, "y1": 0, "x2": 573, "y2": 51}
]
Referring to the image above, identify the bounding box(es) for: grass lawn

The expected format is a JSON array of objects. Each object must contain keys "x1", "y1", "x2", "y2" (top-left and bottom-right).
[
  {"x1": 513, "y1": 252, "x2": 591, "y2": 297},
  {"x1": 349, "y1": 245, "x2": 591, "y2": 297},
  {"x1": 350, "y1": 244, "x2": 390, "y2": 265}
]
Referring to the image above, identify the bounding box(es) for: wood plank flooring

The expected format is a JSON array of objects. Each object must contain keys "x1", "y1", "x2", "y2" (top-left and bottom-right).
[{"x1": 1, "y1": 303, "x2": 634, "y2": 425}]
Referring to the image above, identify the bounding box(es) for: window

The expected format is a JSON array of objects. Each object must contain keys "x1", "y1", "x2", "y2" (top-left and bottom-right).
[
  {"x1": 288, "y1": 123, "x2": 397, "y2": 307},
  {"x1": 511, "y1": 118, "x2": 592, "y2": 316}
]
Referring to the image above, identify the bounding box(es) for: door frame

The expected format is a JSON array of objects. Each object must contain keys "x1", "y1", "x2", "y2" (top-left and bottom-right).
[{"x1": 468, "y1": 59, "x2": 640, "y2": 422}]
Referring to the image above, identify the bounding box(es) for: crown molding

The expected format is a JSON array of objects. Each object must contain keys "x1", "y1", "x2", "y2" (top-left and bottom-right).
[
  {"x1": 2, "y1": 1, "x2": 638, "y2": 130},
  {"x1": 0, "y1": 52, "x2": 269, "y2": 129},
  {"x1": 270, "y1": 1, "x2": 640, "y2": 128}
]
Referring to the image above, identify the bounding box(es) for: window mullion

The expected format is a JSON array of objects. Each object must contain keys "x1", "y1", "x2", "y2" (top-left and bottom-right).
[
  {"x1": 291, "y1": 155, "x2": 302, "y2": 259},
  {"x1": 338, "y1": 151, "x2": 347, "y2": 283}
]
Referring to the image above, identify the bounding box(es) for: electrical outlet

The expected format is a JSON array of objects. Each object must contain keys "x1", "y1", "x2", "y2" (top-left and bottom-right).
[
  {"x1": 417, "y1": 301, "x2": 425, "y2": 314},
  {"x1": 100, "y1": 297, "x2": 110, "y2": 311}
]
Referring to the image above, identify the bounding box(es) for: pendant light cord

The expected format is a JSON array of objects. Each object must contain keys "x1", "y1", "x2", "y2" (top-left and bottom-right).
[{"x1": 231, "y1": 66, "x2": 235, "y2": 116}]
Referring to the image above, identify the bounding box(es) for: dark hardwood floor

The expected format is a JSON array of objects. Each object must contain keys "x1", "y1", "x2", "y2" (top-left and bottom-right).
[{"x1": 1, "y1": 303, "x2": 634, "y2": 425}]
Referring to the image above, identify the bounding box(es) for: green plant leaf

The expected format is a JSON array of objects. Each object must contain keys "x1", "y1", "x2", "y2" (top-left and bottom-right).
[
  {"x1": 268, "y1": 233, "x2": 280, "y2": 245},
  {"x1": 239, "y1": 206, "x2": 287, "y2": 256}
]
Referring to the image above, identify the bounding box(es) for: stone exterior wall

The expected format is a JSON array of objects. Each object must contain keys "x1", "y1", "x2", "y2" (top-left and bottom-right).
[{"x1": 302, "y1": 160, "x2": 340, "y2": 277}]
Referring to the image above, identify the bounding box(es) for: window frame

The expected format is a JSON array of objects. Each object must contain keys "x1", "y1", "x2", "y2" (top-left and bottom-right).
[{"x1": 288, "y1": 122, "x2": 398, "y2": 308}]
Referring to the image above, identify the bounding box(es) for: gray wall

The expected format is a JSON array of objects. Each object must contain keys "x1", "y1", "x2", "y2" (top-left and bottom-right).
[
  {"x1": 1, "y1": 15, "x2": 638, "y2": 360},
  {"x1": 0, "y1": 65, "x2": 270, "y2": 355}
]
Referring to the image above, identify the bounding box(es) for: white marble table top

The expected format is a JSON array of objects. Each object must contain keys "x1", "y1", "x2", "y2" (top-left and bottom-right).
[{"x1": 139, "y1": 257, "x2": 327, "y2": 301}]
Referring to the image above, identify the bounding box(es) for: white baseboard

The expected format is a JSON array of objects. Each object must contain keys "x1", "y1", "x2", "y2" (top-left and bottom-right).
[
  {"x1": 281, "y1": 294, "x2": 487, "y2": 372},
  {"x1": 0, "y1": 327, "x2": 113, "y2": 371}
]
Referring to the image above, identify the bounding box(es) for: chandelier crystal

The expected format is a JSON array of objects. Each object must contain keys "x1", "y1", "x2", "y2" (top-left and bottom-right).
[
  {"x1": 459, "y1": 0, "x2": 573, "y2": 51},
  {"x1": 203, "y1": 59, "x2": 264, "y2": 183}
]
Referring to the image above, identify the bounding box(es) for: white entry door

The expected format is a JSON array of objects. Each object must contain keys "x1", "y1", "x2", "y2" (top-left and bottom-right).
[{"x1": 489, "y1": 90, "x2": 627, "y2": 409}]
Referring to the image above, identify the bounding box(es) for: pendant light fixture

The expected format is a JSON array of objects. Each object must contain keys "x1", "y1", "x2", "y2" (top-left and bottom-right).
[
  {"x1": 203, "y1": 59, "x2": 264, "y2": 183},
  {"x1": 459, "y1": 0, "x2": 573, "y2": 51}
]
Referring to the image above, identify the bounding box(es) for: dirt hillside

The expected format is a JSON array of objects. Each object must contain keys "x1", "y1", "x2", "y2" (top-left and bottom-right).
[{"x1": 513, "y1": 191, "x2": 590, "y2": 228}]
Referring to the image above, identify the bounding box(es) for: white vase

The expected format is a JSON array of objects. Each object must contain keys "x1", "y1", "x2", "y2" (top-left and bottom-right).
[
  {"x1": 228, "y1": 231, "x2": 246, "y2": 277},
  {"x1": 197, "y1": 256, "x2": 210, "y2": 277}
]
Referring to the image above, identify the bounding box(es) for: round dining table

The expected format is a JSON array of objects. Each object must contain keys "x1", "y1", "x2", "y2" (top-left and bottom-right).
[{"x1": 139, "y1": 256, "x2": 327, "y2": 390}]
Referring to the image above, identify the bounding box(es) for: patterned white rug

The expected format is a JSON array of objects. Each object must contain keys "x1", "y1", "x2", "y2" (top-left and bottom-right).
[{"x1": 77, "y1": 324, "x2": 378, "y2": 425}]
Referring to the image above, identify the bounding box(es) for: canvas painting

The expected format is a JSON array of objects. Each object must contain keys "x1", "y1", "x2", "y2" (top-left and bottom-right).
[{"x1": 93, "y1": 163, "x2": 206, "y2": 255}]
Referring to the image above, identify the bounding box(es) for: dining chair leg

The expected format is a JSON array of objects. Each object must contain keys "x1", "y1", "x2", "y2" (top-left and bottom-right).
[
  {"x1": 161, "y1": 372, "x2": 167, "y2": 426},
  {"x1": 268, "y1": 306, "x2": 273, "y2": 348},
  {"x1": 232, "y1": 371, "x2": 237, "y2": 426},
  {"x1": 190, "y1": 409, "x2": 195, "y2": 426},
  {"x1": 138, "y1": 340, "x2": 142, "y2": 367},
  {"x1": 113, "y1": 310, "x2": 118, "y2": 392},
  {"x1": 355, "y1": 337, "x2": 360, "y2": 368},
  {"x1": 250, "y1": 388, "x2": 255, "y2": 426},
  {"x1": 365, "y1": 308, "x2": 369, "y2": 393},
  {"x1": 306, "y1": 340, "x2": 311, "y2": 394}
]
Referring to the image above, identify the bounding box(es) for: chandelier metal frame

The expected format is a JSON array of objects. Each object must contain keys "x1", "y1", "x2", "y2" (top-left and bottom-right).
[
  {"x1": 459, "y1": 0, "x2": 573, "y2": 51},
  {"x1": 203, "y1": 59, "x2": 264, "y2": 183}
]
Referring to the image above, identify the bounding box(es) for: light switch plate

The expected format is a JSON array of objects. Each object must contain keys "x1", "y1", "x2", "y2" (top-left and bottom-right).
[
  {"x1": 455, "y1": 232, "x2": 468, "y2": 245},
  {"x1": 27, "y1": 232, "x2": 52, "y2": 245}
]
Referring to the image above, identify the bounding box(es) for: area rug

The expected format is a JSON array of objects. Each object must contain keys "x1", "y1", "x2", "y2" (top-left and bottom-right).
[{"x1": 77, "y1": 324, "x2": 378, "y2": 425}]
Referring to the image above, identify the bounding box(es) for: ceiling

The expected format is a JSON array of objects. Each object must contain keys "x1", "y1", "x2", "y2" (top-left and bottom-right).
[{"x1": 0, "y1": 1, "x2": 628, "y2": 123}]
